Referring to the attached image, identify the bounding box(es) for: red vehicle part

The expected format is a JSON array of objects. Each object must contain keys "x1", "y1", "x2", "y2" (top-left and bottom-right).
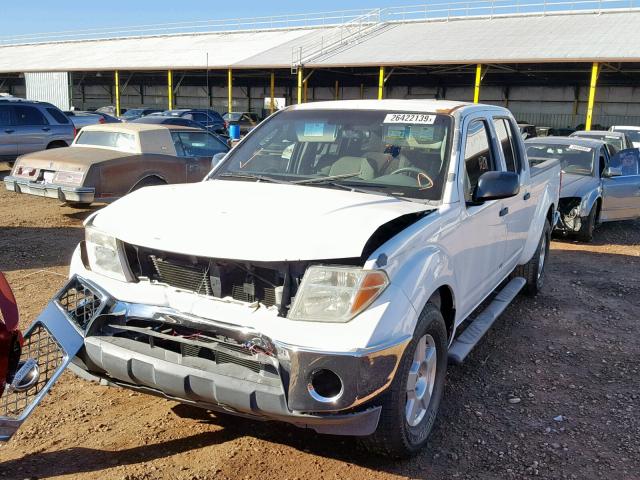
[{"x1": 0, "y1": 272, "x2": 22, "y2": 399}]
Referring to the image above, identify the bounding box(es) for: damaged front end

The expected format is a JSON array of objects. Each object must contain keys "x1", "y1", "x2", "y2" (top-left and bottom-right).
[{"x1": 557, "y1": 197, "x2": 584, "y2": 233}]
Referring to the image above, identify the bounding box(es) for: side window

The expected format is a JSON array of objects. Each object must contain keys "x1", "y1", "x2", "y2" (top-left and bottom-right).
[
  {"x1": 14, "y1": 106, "x2": 48, "y2": 126},
  {"x1": 177, "y1": 132, "x2": 227, "y2": 157},
  {"x1": 170, "y1": 132, "x2": 186, "y2": 156},
  {"x1": 599, "y1": 148, "x2": 607, "y2": 177},
  {"x1": 192, "y1": 113, "x2": 209, "y2": 124},
  {"x1": 463, "y1": 120, "x2": 496, "y2": 202},
  {"x1": 45, "y1": 107, "x2": 70, "y2": 124},
  {"x1": 0, "y1": 105, "x2": 12, "y2": 126},
  {"x1": 493, "y1": 118, "x2": 520, "y2": 172}
]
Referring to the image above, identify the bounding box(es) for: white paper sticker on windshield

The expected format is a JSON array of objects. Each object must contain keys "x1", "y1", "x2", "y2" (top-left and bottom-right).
[
  {"x1": 568, "y1": 144, "x2": 592, "y2": 152},
  {"x1": 384, "y1": 113, "x2": 436, "y2": 124}
]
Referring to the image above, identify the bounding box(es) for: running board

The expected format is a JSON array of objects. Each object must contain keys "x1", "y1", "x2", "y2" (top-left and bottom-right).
[{"x1": 448, "y1": 277, "x2": 526, "y2": 364}]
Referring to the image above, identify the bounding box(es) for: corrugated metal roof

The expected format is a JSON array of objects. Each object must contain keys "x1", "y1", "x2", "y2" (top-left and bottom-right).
[{"x1": 1, "y1": 9, "x2": 639, "y2": 73}]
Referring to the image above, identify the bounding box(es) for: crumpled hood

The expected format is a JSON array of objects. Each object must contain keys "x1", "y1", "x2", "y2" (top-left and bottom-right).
[
  {"x1": 560, "y1": 173, "x2": 598, "y2": 199},
  {"x1": 91, "y1": 180, "x2": 433, "y2": 261}
]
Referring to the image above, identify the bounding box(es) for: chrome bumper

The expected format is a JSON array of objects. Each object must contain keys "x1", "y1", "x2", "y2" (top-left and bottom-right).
[
  {"x1": 37, "y1": 276, "x2": 410, "y2": 436},
  {"x1": 0, "y1": 300, "x2": 84, "y2": 441},
  {"x1": 4, "y1": 176, "x2": 95, "y2": 203}
]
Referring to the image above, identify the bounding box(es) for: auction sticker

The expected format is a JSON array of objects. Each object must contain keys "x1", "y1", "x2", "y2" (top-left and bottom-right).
[
  {"x1": 384, "y1": 113, "x2": 436, "y2": 124},
  {"x1": 568, "y1": 144, "x2": 592, "y2": 152}
]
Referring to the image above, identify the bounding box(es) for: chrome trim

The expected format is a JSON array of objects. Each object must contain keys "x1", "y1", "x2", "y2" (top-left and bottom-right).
[{"x1": 4, "y1": 176, "x2": 95, "y2": 203}]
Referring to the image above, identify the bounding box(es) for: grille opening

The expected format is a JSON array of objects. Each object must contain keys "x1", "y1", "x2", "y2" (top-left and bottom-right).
[
  {"x1": 108, "y1": 318, "x2": 277, "y2": 376},
  {"x1": 57, "y1": 278, "x2": 103, "y2": 329}
]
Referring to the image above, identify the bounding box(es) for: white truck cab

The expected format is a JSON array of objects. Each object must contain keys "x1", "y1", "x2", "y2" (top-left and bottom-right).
[{"x1": 32, "y1": 100, "x2": 559, "y2": 456}]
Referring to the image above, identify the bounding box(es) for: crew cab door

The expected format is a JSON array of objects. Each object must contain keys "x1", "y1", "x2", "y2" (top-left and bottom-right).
[
  {"x1": 601, "y1": 148, "x2": 640, "y2": 221},
  {"x1": 491, "y1": 117, "x2": 531, "y2": 270},
  {"x1": 12, "y1": 105, "x2": 51, "y2": 154},
  {"x1": 453, "y1": 117, "x2": 509, "y2": 316},
  {"x1": 0, "y1": 105, "x2": 17, "y2": 160}
]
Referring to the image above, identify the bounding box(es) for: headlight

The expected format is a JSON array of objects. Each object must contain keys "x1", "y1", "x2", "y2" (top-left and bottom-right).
[
  {"x1": 53, "y1": 170, "x2": 84, "y2": 185},
  {"x1": 288, "y1": 266, "x2": 389, "y2": 323},
  {"x1": 85, "y1": 226, "x2": 128, "y2": 281}
]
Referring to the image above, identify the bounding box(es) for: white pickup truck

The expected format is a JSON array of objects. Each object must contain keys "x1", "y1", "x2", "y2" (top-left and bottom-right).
[{"x1": 10, "y1": 100, "x2": 560, "y2": 455}]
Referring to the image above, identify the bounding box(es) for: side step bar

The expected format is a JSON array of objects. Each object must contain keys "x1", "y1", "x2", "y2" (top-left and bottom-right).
[{"x1": 448, "y1": 277, "x2": 526, "y2": 364}]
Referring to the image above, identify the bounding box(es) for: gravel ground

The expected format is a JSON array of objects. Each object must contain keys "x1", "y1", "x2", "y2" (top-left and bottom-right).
[{"x1": 0, "y1": 164, "x2": 638, "y2": 480}]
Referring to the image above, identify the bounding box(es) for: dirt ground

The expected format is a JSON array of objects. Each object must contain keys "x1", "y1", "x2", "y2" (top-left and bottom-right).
[{"x1": 0, "y1": 163, "x2": 638, "y2": 480}]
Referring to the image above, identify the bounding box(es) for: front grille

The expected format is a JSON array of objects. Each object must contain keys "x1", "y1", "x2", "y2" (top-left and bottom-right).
[
  {"x1": 0, "y1": 324, "x2": 64, "y2": 419},
  {"x1": 151, "y1": 255, "x2": 212, "y2": 296},
  {"x1": 57, "y1": 278, "x2": 103, "y2": 330}
]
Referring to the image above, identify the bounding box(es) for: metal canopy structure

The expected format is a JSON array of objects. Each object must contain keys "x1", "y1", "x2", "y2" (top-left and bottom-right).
[{"x1": 1, "y1": 6, "x2": 640, "y2": 73}]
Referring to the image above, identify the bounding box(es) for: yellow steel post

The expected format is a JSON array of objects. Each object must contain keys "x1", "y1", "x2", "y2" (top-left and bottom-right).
[
  {"x1": 227, "y1": 68, "x2": 233, "y2": 113},
  {"x1": 167, "y1": 70, "x2": 173, "y2": 110},
  {"x1": 378, "y1": 66, "x2": 385, "y2": 100},
  {"x1": 473, "y1": 64, "x2": 482, "y2": 104},
  {"x1": 585, "y1": 62, "x2": 599, "y2": 131},
  {"x1": 297, "y1": 68, "x2": 303, "y2": 104},
  {"x1": 270, "y1": 71, "x2": 275, "y2": 114},
  {"x1": 335, "y1": 80, "x2": 339, "y2": 100},
  {"x1": 114, "y1": 70, "x2": 120, "y2": 117},
  {"x1": 303, "y1": 79, "x2": 308, "y2": 103}
]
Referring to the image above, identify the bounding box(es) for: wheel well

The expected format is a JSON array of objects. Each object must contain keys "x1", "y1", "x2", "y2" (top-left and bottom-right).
[
  {"x1": 428, "y1": 286, "x2": 455, "y2": 341},
  {"x1": 546, "y1": 204, "x2": 555, "y2": 226},
  {"x1": 46, "y1": 140, "x2": 67, "y2": 149},
  {"x1": 130, "y1": 175, "x2": 167, "y2": 192}
]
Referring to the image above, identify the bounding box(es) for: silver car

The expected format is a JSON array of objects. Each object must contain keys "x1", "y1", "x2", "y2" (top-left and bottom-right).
[
  {"x1": 0, "y1": 99, "x2": 76, "y2": 165},
  {"x1": 526, "y1": 136, "x2": 640, "y2": 241}
]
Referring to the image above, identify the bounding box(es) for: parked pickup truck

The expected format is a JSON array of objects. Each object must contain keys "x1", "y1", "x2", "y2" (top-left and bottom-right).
[
  {"x1": 22, "y1": 100, "x2": 559, "y2": 456},
  {"x1": 526, "y1": 136, "x2": 640, "y2": 241}
]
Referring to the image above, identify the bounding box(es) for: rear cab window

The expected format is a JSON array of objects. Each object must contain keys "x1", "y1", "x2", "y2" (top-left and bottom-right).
[
  {"x1": 75, "y1": 130, "x2": 138, "y2": 152},
  {"x1": 493, "y1": 118, "x2": 521, "y2": 173}
]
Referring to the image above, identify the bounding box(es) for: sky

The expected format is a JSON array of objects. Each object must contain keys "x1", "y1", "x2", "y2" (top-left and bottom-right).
[{"x1": 0, "y1": 0, "x2": 415, "y2": 37}]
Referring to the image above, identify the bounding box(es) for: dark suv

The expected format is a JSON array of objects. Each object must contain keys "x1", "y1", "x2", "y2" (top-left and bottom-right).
[
  {"x1": 163, "y1": 109, "x2": 227, "y2": 136},
  {"x1": 0, "y1": 99, "x2": 76, "y2": 164}
]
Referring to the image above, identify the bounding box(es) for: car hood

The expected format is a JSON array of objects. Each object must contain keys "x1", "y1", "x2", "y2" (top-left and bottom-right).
[
  {"x1": 91, "y1": 180, "x2": 433, "y2": 261},
  {"x1": 560, "y1": 173, "x2": 598, "y2": 198},
  {"x1": 16, "y1": 146, "x2": 134, "y2": 171}
]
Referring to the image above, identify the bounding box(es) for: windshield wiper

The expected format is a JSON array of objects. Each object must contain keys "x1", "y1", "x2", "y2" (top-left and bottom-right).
[
  {"x1": 217, "y1": 172, "x2": 294, "y2": 185},
  {"x1": 293, "y1": 172, "x2": 361, "y2": 184},
  {"x1": 303, "y1": 179, "x2": 430, "y2": 204}
]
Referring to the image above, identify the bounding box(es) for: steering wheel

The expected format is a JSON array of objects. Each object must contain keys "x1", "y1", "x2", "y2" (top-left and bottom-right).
[{"x1": 389, "y1": 167, "x2": 434, "y2": 189}]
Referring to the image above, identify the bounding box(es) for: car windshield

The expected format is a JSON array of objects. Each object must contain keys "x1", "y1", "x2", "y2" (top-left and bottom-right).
[
  {"x1": 74, "y1": 130, "x2": 138, "y2": 152},
  {"x1": 526, "y1": 143, "x2": 595, "y2": 176},
  {"x1": 574, "y1": 133, "x2": 622, "y2": 152},
  {"x1": 121, "y1": 109, "x2": 144, "y2": 118},
  {"x1": 224, "y1": 113, "x2": 243, "y2": 121},
  {"x1": 612, "y1": 128, "x2": 640, "y2": 143},
  {"x1": 212, "y1": 109, "x2": 453, "y2": 201}
]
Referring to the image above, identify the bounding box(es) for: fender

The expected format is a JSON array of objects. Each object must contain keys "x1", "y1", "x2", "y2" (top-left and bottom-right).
[
  {"x1": 580, "y1": 190, "x2": 602, "y2": 218},
  {"x1": 0, "y1": 272, "x2": 21, "y2": 399}
]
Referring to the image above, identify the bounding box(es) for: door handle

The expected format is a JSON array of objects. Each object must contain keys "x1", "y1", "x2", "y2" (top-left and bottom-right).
[
  {"x1": 4, "y1": 129, "x2": 14, "y2": 134},
  {"x1": 523, "y1": 192, "x2": 531, "y2": 201},
  {"x1": 499, "y1": 207, "x2": 509, "y2": 217},
  {"x1": 42, "y1": 127, "x2": 51, "y2": 131}
]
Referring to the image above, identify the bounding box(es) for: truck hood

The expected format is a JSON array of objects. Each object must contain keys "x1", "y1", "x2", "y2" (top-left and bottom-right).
[
  {"x1": 91, "y1": 180, "x2": 433, "y2": 262},
  {"x1": 560, "y1": 173, "x2": 598, "y2": 198},
  {"x1": 16, "y1": 146, "x2": 133, "y2": 172}
]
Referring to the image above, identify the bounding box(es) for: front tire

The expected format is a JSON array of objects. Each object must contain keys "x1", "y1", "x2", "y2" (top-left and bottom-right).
[
  {"x1": 513, "y1": 219, "x2": 551, "y2": 296},
  {"x1": 360, "y1": 303, "x2": 448, "y2": 458},
  {"x1": 576, "y1": 203, "x2": 597, "y2": 242}
]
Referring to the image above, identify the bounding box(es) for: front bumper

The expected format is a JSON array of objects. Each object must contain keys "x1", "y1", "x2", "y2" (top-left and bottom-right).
[
  {"x1": 4, "y1": 175, "x2": 95, "y2": 204},
  {"x1": 44, "y1": 276, "x2": 410, "y2": 436}
]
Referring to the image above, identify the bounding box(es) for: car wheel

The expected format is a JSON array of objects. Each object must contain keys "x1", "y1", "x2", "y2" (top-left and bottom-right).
[
  {"x1": 360, "y1": 302, "x2": 448, "y2": 458},
  {"x1": 513, "y1": 219, "x2": 551, "y2": 296},
  {"x1": 65, "y1": 202, "x2": 92, "y2": 209},
  {"x1": 576, "y1": 203, "x2": 597, "y2": 242}
]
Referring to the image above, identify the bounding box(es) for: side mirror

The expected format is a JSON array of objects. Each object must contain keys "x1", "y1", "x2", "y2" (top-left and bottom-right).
[
  {"x1": 211, "y1": 152, "x2": 227, "y2": 171},
  {"x1": 472, "y1": 171, "x2": 520, "y2": 203},
  {"x1": 603, "y1": 166, "x2": 622, "y2": 177}
]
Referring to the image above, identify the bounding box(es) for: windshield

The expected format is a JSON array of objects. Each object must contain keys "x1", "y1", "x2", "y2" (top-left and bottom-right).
[
  {"x1": 612, "y1": 128, "x2": 640, "y2": 143},
  {"x1": 224, "y1": 113, "x2": 243, "y2": 121},
  {"x1": 574, "y1": 133, "x2": 622, "y2": 152},
  {"x1": 121, "y1": 109, "x2": 144, "y2": 118},
  {"x1": 526, "y1": 143, "x2": 595, "y2": 176},
  {"x1": 212, "y1": 109, "x2": 453, "y2": 201},
  {"x1": 74, "y1": 130, "x2": 138, "y2": 152}
]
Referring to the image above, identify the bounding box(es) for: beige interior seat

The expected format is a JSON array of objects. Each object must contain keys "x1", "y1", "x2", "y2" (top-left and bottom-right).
[{"x1": 328, "y1": 156, "x2": 376, "y2": 180}]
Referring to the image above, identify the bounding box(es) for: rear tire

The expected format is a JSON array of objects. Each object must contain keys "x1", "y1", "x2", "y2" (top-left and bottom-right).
[
  {"x1": 360, "y1": 303, "x2": 448, "y2": 458},
  {"x1": 513, "y1": 219, "x2": 551, "y2": 296},
  {"x1": 65, "y1": 202, "x2": 92, "y2": 209},
  {"x1": 576, "y1": 203, "x2": 597, "y2": 242},
  {"x1": 46, "y1": 141, "x2": 67, "y2": 149}
]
